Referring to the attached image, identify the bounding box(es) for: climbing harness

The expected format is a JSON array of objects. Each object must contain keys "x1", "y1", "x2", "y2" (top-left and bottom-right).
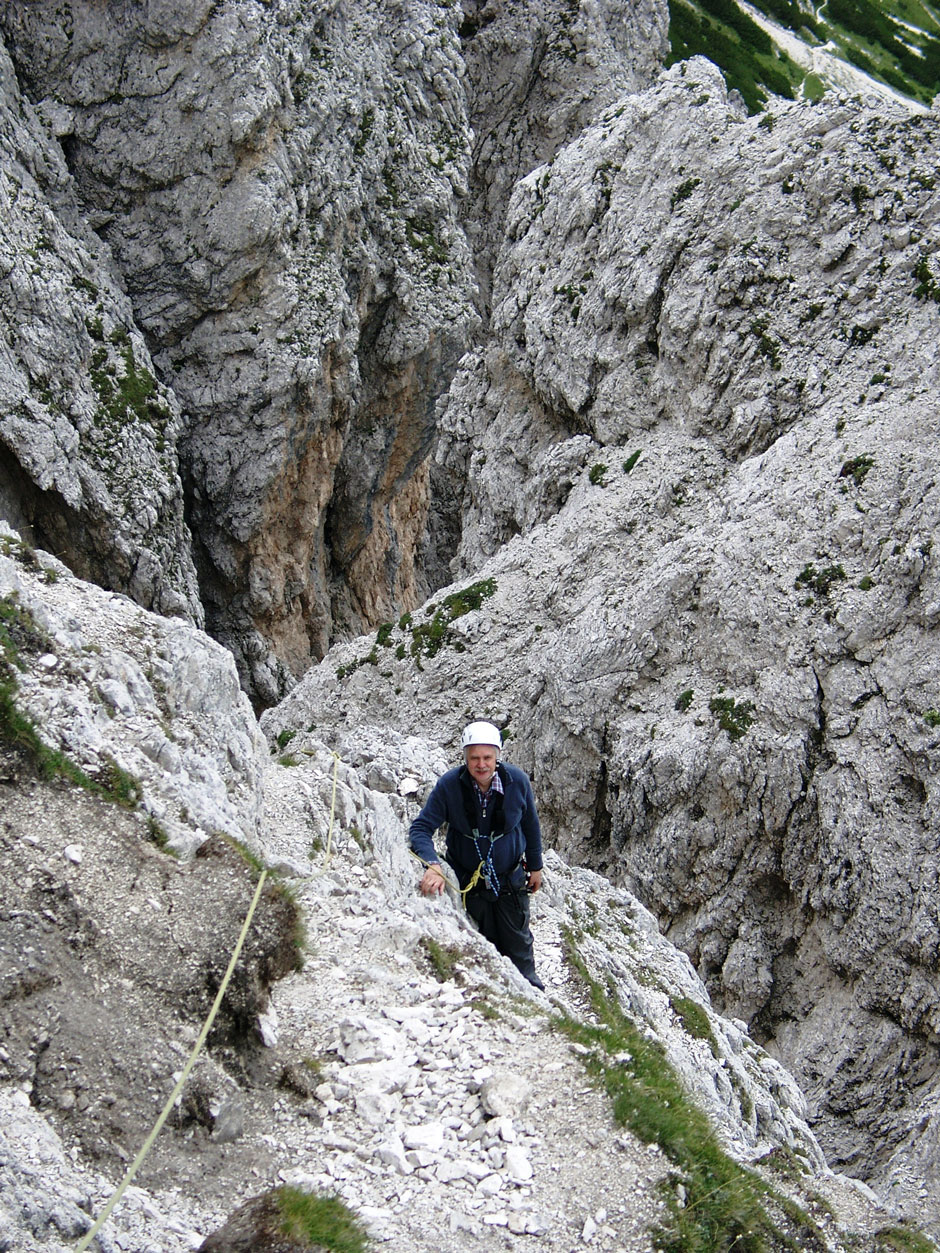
[
  {"x1": 410, "y1": 828, "x2": 509, "y2": 907},
  {"x1": 471, "y1": 828, "x2": 501, "y2": 894}
]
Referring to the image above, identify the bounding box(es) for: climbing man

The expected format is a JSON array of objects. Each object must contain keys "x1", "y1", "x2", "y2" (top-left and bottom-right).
[{"x1": 409, "y1": 721, "x2": 545, "y2": 990}]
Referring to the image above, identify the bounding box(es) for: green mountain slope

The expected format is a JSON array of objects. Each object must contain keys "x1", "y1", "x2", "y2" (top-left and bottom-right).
[{"x1": 668, "y1": 0, "x2": 940, "y2": 112}]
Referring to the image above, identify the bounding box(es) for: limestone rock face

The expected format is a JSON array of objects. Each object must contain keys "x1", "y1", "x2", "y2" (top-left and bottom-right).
[
  {"x1": 1, "y1": 0, "x2": 478, "y2": 701},
  {"x1": 424, "y1": 0, "x2": 667, "y2": 584},
  {"x1": 1, "y1": 532, "x2": 885, "y2": 1253},
  {"x1": 459, "y1": 0, "x2": 667, "y2": 310},
  {"x1": 0, "y1": 521, "x2": 264, "y2": 856},
  {"x1": 266, "y1": 61, "x2": 940, "y2": 1218},
  {"x1": 0, "y1": 37, "x2": 201, "y2": 622}
]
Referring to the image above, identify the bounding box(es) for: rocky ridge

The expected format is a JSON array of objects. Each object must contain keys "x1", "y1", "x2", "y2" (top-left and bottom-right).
[
  {"x1": 0, "y1": 34, "x2": 201, "y2": 624},
  {"x1": 1, "y1": 0, "x2": 939, "y2": 1247},
  {"x1": 265, "y1": 59, "x2": 940, "y2": 1231},
  {"x1": 0, "y1": 0, "x2": 481, "y2": 700},
  {"x1": 0, "y1": 529, "x2": 898, "y2": 1251}
]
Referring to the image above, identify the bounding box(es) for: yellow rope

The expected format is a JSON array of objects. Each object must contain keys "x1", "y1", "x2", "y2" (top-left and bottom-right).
[
  {"x1": 77, "y1": 750, "x2": 342, "y2": 1248},
  {"x1": 409, "y1": 849, "x2": 483, "y2": 908},
  {"x1": 76, "y1": 866, "x2": 268, "y2": 1250},
  {"x1": 459, "y1": 862, "x2": 484, "y2": 904}
]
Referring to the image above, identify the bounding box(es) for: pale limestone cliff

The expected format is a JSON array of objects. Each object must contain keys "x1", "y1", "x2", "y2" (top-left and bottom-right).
[
  {"x1": 2, "y1": 0, "x2": 479, "y2": 700},
  {"x1": 0, "y1": 0, "x2": 666, "y2": 703},
  {"x1": 0, "y1": 527, "x2": 888, "y2": 1251},
  {"x1": 265, "y1": 60, "x2": 940, "y2": 1228},
  {"x1": 0, "y1": 36, "x2": 201, "y2": 621},
  {"x1": 2, "y1": 0, "x2": 940, "y2": 1239}
]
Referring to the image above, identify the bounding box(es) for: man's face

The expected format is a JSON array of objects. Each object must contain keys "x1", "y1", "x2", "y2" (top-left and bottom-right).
[{"x1": 466, "y1": 745, "x2": 498, "y2": 789}]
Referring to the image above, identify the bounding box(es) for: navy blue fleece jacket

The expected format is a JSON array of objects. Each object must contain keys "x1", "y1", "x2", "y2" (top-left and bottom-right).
[{"x1": 408, "y1": 762, "x2": 543, "y2": 891}]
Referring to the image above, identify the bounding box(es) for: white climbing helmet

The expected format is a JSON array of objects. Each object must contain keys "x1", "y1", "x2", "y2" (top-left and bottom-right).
[{"x1": 461, "y1": 720, "x2": 502, "y2": 753}]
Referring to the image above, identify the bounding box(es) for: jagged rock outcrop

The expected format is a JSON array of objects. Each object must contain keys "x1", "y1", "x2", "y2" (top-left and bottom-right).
[
  {"x1": 0, "y1": 523, "x2": 265, "y2": 856},
  {"x1": 264, "y1": 59, "x2": 940, "y2": 1227},
  {"x1": 1, "y1": 0, "x2": 674, "y2": 699},
  {"x1": 424, "y1": 0, "x2": 667, "y2": 583},
  {"x1": 458, "y1": 0, "x2": 668, "y2": 311},
  {"x1": 0, "y1": 0, "x2": 479, "y2": 701},
  {"x1": 3, "y1": 0, "x2": 940, "y2": 1243},
  {"x1": 0, "y1": 37, "x2": 201, "y2": 622}
]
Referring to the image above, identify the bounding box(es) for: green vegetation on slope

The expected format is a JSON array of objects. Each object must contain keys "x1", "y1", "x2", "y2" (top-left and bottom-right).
[
  {"x1": 668, "y1": 0, "x2": 940, "y2": 112},
  {"x1": 668, "y1": 0, "x2": 809, "y2": 112},
  {"x1": 0, "y1": 548, "x2": 142, "y2": 809},
  {"x1": 557, "y1": 931, "x2": 831, "y2": 1252}
]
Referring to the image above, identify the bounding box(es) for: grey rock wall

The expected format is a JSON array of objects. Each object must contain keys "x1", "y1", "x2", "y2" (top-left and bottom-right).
[
  {"x1": 0, "y1": 37, "x2": 201, "y2": 621},
  {"x1": 458, "y1": 0, "x2": 668, "y2": 312},
  {"x1": 265, "y1": 60, "x2": 940, "y2": 1222},
  {"x1": 1, "y1": 0, "x2": 478, "y2": 701},
  {"x1": 1, "y1": 530, "x2": 888, "y2": 1252},
  {"x1": 4, "y1": 0, "x2": 940, "y2": 1231},
  {"x1": 424, "y1": 0, "x2": 667, "y2": 583}
]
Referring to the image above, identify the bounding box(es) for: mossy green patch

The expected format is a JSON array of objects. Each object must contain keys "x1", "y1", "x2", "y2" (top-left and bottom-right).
[
  {"x1": 709, "y1": 695, "x2": 755, "y2": 741},
  {"x1": 277, "y1": 1185, "x2": 371, "y2": 1252},
  {"x1": 420, "y1": 936, "x2": 463, "y2": 982},
  {"x1": 794, "y1": 563, "x2": 847, "y2": 599},
  {"x1": 671, "y1": 995, "x2": 720, "y2": 1058},
  {"x1": 557, "y1": 934, "x2": 829, "y2": 1252},
  {"x1": 873, "y1": 1223, "x2": 938, "y2": 1253}
]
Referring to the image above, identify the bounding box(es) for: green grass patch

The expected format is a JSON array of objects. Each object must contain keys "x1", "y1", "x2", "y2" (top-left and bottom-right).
[
  {"x1": 839, "y1": 453, "x2": 875, "y2": 488},
  {"x1": 219, "y1": 837, "x2": 307, "y2": 972},
  {"x1": 337, "y1": 580, "x2": 498, "y2": 678},
  {"x1": 667, "y1": 0, "x2": 940, "y2": 114},
  {"x1": 409, "y1": 578, "x2": 497, "y2": 663},
  {"x1": 420, "y1": 936, "x2": 463, "y2": 982},
  {"x1": 671, "y1": 995, "x2": 720, "y2": 1057},
  {"x1": 556, "y1": 934, "x2": 827, "y2": 1252},
  {"x1": 913, "y1": 254, "x2": 940, "y2": 303},
  {"x1": 795, "y1": 563, "x2": 847, "y2": 599},
  {"x1": 146, "y1": 814, "x2": 176, "y2": 855},
  {"x1": 277, "y1": 1186, "x2": 370, "y2": 1252},
  {"x1": 709, "y1": 695, "x2": 755, "y2": 741},
  {"x1": 874, "y1": 1223, "x2": 938, "y2": 1253}
]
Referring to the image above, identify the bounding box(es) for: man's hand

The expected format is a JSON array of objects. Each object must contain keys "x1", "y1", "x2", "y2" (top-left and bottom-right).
[
  {"x1": 420, "y1": 864, "x2": 446, "y2": 896},
  {"x1": 527, "y1": 869, "x2": 543, "y2": 894}
]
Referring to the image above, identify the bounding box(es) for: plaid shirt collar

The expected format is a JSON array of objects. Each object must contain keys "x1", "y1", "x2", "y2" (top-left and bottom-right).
[{"x1": 473, "y1": 767, "x2": 503, "y2": 804}]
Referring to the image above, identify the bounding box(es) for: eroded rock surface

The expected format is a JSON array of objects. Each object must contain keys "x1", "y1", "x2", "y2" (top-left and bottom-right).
[
  {"x1": 0, "y1": 530, "x2": 892, "y2": 1252},
  {"x1": 1, "y1": 0, "x2": 478, "y2": 700},
  {"x1": 266, "y1": 61, "x2": 940, "y2": 1221},
  {"x1": 458, "y1": 0, "x2": 667, "y2": 310},
  {"x1": 0, "y1": 36, "x2": 201, "y2": 622},
  {"x1": 2, "y1": 0, "x2": 940, "y2": 1242}
]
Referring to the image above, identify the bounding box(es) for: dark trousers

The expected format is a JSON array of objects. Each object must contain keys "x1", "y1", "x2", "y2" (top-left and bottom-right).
[{"x1": 465, "y1": 886, "x2": 543, "y2": 988}]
